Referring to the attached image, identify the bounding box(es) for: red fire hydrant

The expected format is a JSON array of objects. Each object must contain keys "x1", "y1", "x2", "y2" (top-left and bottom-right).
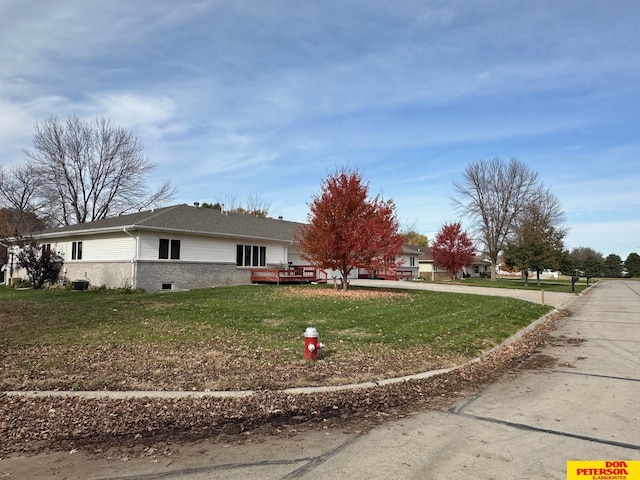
[{"x1": 304, "y1": 327, "x2": 324, "y2": 361}]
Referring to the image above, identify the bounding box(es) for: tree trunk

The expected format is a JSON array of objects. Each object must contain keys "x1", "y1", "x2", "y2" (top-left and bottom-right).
[{"x1": 340, "y1": 268, "x2": 349, "y2": 291}]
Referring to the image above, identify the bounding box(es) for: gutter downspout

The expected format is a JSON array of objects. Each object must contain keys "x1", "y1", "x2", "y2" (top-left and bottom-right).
[
  {"x1": 0, "y1": 241, "x2": 12, "y2": 286},
  {"x1": 123, "y1": 227, "x2": 139, "y2": 289}
]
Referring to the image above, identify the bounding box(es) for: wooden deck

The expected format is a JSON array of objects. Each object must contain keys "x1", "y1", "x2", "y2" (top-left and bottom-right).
[
  {"x1": 358, "y1": 269, "x2": 414, "y2": 281},
  {"x1": 251, "y1": 266, "x2": 328, "y2": 284}
]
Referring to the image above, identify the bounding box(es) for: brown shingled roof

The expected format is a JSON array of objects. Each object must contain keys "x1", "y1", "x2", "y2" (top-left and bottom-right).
[{"x1": 36, "y1": 204, "x2": 305, "y2": 243}]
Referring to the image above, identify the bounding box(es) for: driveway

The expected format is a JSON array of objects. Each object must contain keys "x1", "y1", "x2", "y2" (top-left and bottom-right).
[
  {"x1": 351, "y1": 278, "x2": 576, "y2": 308},
  {"x1": 2, "y1": 280, "x2": 638, "y2": 479}
]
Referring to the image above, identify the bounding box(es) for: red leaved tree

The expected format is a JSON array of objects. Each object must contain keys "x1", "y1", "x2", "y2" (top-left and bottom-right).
[
  {"x1": 431, "y1": 221, "x2": 475, "y2": 283},
  {"x1": 295, "y1": 169, "x2": 404, "y2": 290}
]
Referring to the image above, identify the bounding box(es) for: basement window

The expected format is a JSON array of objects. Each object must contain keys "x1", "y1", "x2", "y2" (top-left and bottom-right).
[{"x1": 161, "y1": 283, "x2": 173, "y2": 291}]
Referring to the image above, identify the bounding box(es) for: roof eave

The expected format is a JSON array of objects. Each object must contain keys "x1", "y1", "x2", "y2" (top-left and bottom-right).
[{"x1": 34, "y1": 224, "x2": 292, "y2": 244}]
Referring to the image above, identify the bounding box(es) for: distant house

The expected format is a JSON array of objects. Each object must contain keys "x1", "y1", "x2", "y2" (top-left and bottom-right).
[
  {"x1": 462, "y1": 256, "x2": 492, "y2": 278},
  {"x1": 418, "y1": 247, "x2": 491, "y2": 281},
  {"x1": 417, "y1": 248, "x2": 449, "y2": 281},
  {"x1": 356, "y1": 244, "x2": 420, "y2": 280},
  {"x1": 2, "y1": 203, "x2": 419, "y2": 290}
]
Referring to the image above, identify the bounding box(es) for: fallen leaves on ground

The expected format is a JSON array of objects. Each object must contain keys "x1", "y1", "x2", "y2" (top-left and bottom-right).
[{"x1": 0, "y1": 310, "x2": 569, "y2": 457}]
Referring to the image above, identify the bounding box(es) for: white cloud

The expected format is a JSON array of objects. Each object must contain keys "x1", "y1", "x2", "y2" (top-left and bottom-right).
[
  {"x1": 85, "y1": 92, "x2": 191, "y2": 145},
  {"x1": 89, "y1": 93, "x2": 176, "y2": 125},
  {"x1": 1, "y1": 0, "x2": 638, "y2": 261}
]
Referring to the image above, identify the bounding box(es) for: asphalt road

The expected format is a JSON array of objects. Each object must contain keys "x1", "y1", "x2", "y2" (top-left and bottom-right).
[{"x1": 2, "y1": 280, "x2": 638, "y2": 479}]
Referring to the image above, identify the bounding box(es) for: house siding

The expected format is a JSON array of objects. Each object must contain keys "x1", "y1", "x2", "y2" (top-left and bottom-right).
[
  {"x1": 139, "y1": 232, "x2": 233, "y2": 262},
  {"x1": 398, "y1": 254, "x2": 419, "y2": 279},
  {"x1": 139, "y1": 232, "x2": 288, "y2": 265},
  {"x1": 56, "y1": 234, "x2": 135, "y2": 262}
]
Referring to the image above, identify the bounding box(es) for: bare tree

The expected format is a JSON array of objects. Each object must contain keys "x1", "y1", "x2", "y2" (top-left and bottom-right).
[
  {"x1": 532, "y1": 188, "x2": 566, "y2": 232},
  {"x1": 453, "y1": 158, "x2": 544, "y2": 280},
  {"x1": 0, "y1": 163, "x2": 44, "y2": 213},
  {"x1": 18, "y1": 115, "x2": 175, "y2": 226},
  {"x1": 244, "y1": 193, "x2": 271, "y2": 218},
  {"x1": 207, "y1": 193, "x2": 271, "y2": 217},
  {"x1": 214, "y1": 193, "x2": 240, "y2": 213}
]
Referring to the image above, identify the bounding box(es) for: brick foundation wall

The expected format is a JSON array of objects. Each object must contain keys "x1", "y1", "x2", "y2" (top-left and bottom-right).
[{"x1": 136, "y1": 261, "x2": 250, "y2": 291}]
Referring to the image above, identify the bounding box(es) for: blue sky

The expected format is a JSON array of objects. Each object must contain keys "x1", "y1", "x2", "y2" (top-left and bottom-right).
[{"x1": 1, "y1": 1, "x2": 639, "y2": 258}]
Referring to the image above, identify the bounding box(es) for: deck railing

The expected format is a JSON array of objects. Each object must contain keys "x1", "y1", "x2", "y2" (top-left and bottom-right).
[
  {"x1": 358, "y1": 268, "x2": 415, "y2": 280},
  {"x1": 251, "y1": 266, "x2": 327, "y2": 284}
]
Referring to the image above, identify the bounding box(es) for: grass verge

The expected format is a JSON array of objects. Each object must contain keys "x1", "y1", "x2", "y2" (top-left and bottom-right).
[
  {"x1": 0, "y1": 284, "x2": 552, "y2": 391},
  {"x1": 441, "y1": 276, "x2": 592, "y2": 292}
]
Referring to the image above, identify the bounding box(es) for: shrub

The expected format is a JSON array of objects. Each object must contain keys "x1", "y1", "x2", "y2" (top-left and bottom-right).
[
  {"x1": 16, "y1": 243, "x2": 63, "y2": 289},
  {"x1": 11, "y1": 278, "x2": 32, "y2": 288}
]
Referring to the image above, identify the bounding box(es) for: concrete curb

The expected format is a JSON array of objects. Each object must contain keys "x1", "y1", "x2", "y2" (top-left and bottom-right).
[
  {"x1": 3, "y1": 283, "x2": 589, "y2": 401},
  {"x1": 3, "y1": 312, "x2": 578, "y2": 401}
]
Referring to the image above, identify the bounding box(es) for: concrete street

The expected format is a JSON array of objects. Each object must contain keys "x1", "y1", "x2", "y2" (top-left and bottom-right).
[
  {"x1": 2, "y1": 280, "x2": 638, "y2": 479},
  {"x1": 351, "y1": 277, "x2": 576, "y2": 308}
]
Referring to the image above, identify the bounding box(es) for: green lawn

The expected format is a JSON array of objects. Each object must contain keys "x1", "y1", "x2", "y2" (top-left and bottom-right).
[
  {"x1": 0, "y1": 283, "x2": 555, "y2": 390},
  {"x1": 452, "y1": 276, "x2": 593, "y2": 292},
  {"x1": 0, "y1": 284, "x2": 552, "y2": 356}
]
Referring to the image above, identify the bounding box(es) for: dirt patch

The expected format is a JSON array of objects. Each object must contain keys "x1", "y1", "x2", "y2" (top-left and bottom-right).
[
  {"x1": 519, "y1": 353, "x2": 557, "y2": 370},
  {"x1": 278, "y1": 286, "x2": 412, "y2": 300},
  {"x1": 548, "y1": 335, "x2": 587, "y2": 347},
  {"x1": 0, "y1": 342, "x2": 464, "y2": 392}
]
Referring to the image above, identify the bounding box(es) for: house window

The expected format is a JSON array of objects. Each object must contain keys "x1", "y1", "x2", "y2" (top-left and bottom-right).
[
  {"x1": 410, "y1": 257, "x2": 416, "y2": 267},
  {"x1": 161, "y1": 283, "x2": 173, "y2": 290},
  {"x1": 170, "y1": 240, "x2": 180, "y2": 259},
  {"x1": 252, "y1": 246, "x2": 259, "y2": 266},
  {"x1": 72, "y1": 241, "x2": 83, "y2": 260},
  {"x1": 159, "y1": 239, "x2": 180, "y2": 259},
  {"x1": 236, "y1": 244, "x2": 266, "y2": 267},
  {"x1": 41, "y1": 244, "x2": 51, "y2": 255}
]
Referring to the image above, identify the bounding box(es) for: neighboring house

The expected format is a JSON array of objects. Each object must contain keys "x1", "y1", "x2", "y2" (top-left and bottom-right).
[
  {"x1": 418, "y1": 247, "x2": 491, "y2": 281},
  {"x1": 395, "y1": 244, "x2": 421, "y2": 279},
  {"x1": 356, "y1": 244, "x2": 420, "y2": 280},
  {"x1": 461, "y1": 256, "x2": 492, "y2": 278},
  {"x1": 5, "y1": 204, "x2": 304, "y2": 291},
  {"x1": 417, "y1": 248, "x2": 449, "y2": 282}
]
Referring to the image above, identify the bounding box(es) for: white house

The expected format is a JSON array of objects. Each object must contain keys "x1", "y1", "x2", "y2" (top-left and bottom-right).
[
  {"x1": 8, "y1": 204, "x2": 303, "y2": 291},
  {"x1": 3, "y1": 203, "x2": 420, "y2": 290},
  {"x1": 418, "y1": 247, "x2": 491, "y2": 281}
]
